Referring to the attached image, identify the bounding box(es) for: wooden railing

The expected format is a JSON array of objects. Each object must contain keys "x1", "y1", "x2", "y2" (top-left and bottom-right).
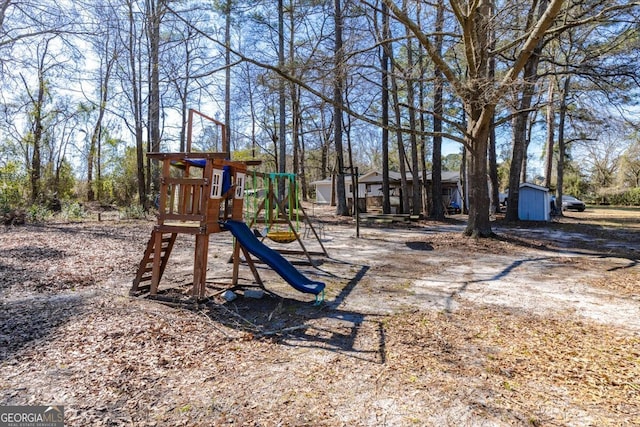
[
  {"x1": 161, "y1": 177, "x2": 208, "y2": 222},
  {"x1": 147, "y1": 152, "x2": 226, "y2": 226}
]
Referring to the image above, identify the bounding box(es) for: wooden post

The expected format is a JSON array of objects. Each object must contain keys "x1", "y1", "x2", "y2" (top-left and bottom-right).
[
  {"x1": 193, "y1": 233, "x2": 210, "y2": 298},
  {"x1": 150, "y1": 230, "x2": 163, "y2": 294},
  {"x1": 231, "y1": 237, "x2": 242, "y2": 286},
  {"x1": 186, "y1": 109, "x2": 194, "y2": 152}
]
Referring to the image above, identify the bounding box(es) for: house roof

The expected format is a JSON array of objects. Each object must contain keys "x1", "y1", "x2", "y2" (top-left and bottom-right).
[
  {"x1": 360, "y1": 170, "x2": 460, "y2": 184},
  {"x1": 519, "y1": 182, "x2": 549, "y2": 192},
  {"x1": 310, "y1": 178, "x2": 331, "y2": 185},
  {"x1": 312, "y1": 170, "x2": 461, "y2": 186},
  {"x1": 311, "y1": 174, "x2": 357, "y2": 186}
]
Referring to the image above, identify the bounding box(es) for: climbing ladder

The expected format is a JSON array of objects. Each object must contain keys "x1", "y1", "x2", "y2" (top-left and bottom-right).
[{"x1": 131, "y1": 231, "x2": 177, "y2": 295}]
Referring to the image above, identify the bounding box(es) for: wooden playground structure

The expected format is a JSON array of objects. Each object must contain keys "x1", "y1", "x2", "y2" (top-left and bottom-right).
[
  {"x1": 131, "y1": 109, "x2": 326, "y2": 300},
  {"x1": 130, "y1": 152, "x2": 261, "y2": 298}
]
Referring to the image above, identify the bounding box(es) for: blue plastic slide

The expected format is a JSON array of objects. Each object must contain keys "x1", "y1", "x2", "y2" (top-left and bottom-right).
[{"x1": 222, "y1": 220, "x2": 325, "y2": 295}]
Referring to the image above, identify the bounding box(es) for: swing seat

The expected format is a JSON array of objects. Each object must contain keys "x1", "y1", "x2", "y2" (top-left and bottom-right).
[{"x1": 266, "y1": 231, "x2": 297, "y2": 244}]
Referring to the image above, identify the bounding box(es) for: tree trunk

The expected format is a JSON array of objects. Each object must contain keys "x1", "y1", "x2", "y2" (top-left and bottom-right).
[
  {"x1": 321, "y1": 111, "x2": 330, "y2": 179},
  {"x1": 488, "y1": 120, "x2": 499, "y2": 214},
  {"x1": 87, "y1": 45, "x2": 114, "y2": 202},
  {"x1": 505, "y1": 0, "x2": 547, "y2": 221},
  {"x1": 277, "y1": 0, "x2": 287, "y2": 202},
  {"x1": 224, "y1": 0, "x2": 232, "y2": 156},
  {"x1": 127, "y1": 0, "x2": 147, "y2": 209},
  {"x1": 387, "y1": 29, "x2": 409, "y2": 214},
  {"x1": 487, "y1": 0, "x2": 499, "y2": 215},
  {"x1": 299, "y1": 127, "x2": 308, "y2": 201},
  {"x1": 556, "y1": 76, "x2": 571, "y2": 214},
  {"x1": 390, "y1": 71, "x2": 410, "y2": 214},
  {"x1": 380, "y1": 2, "x2": 391, "y2": 214},
  {"x1": 464, "y1": 105, "x2": 494, "y2": 237},
  {"x1": 543, "y1": 80, "x2": 555, "y2": 187},
  {"x1": 178, "y1": 58, "x2": 189, "y2": 153},
  {"x1": 146, "y1": 0, "x2": 163, "y2": 197},
  {"x1": 521, "y1": 111, "x2": 537, "y2": 182},
  {"x1": 30, "y1": 66, "x2": 45, "y2": 203},
  {"x1": 245, "y1": 63, "x2": 257, "y2": 158},
  {"x1": 431, "y1": 0, "x2": 445, "y2": 220},
  {"x1": 461, "y1": 145, "x2": 468, "y2": 214},
  {"x1": 416, "y1": 1, "x2": 428, "y2": 216},
  {"x1": 287, "y1": 7, "x2": 306, "y2": 200},
  {"x1": 333, "y1": 0, "x2": 349, "y2": 216},
  {"x1": 292, "y1": 93, "x2": 301, "y2": 180},
  {"x1": 404, "y1": 7, "x2": 421, "y2": 215}
]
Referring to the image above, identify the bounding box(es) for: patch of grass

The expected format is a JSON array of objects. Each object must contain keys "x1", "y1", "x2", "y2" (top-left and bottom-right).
[
  {"x1": 564, "y1": 206, "x2": 640, "y2": 229},
  {"x1": 178, "y1": 404, "x2": 192, "y2": 413}
]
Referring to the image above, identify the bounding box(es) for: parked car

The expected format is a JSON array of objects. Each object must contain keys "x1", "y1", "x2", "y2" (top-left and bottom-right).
[
  {"x1": 561, "y1": 195, "x2": 586, "y2": 212},
  {"x1": 499, "y1": 191, "x2": 508, "y2": 207},
  {"x1": 447, "y1": 201, "x2": 461, "y2": 215}
]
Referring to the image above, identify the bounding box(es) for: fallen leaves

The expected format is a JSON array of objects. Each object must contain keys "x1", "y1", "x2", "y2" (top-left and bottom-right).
[
  {"x1": 383, "y1": 308, "x2": 640, "y2": 424},
  {"x1": 1, "y1": 217, "x2": 639, "y2": 425}
]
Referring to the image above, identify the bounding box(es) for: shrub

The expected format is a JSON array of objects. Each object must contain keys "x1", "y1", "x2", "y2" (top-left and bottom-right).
[
  {"x1": 119, "y1": 204, "x2": 146, "y2": 220},
  {"x1": 26, "y1": 204, "x2": 53, "y2": 223},
  {"x1": 0, "y1": 162, "x2": 26, "y2": 213},
  {"x1": 60, "y1": 201, "x2": 87, "y2": 221},
  {"x1": 604, "y1": 188, "x2": 640, "y2": 206}
]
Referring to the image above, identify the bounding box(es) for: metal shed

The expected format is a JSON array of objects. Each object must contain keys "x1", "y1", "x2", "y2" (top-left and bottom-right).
[{"x1": 518, "y1": 183, "x2": 551, "y2": 221}]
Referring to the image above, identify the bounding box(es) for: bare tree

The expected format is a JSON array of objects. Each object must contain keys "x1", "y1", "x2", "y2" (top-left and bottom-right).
[
  {"x1": 505, "y1": 0, "x2": 549, "y2": 222},
  {"x1": 117, "y1": 0, "x2": 148, "y2": 209},
  {"x1": 85, "y1": 3, "x2": 119, "y2": 202},
  {"x1": 20, "y1": 37, "x2": 58, "y2": 202},
  {"x1": 382, "y1": 0, "x2": 565, "y2": 237},
  {"x1": 146, "y1": 0, "x2": 167, "y2": 195},
  {"x1": 402, "y1": 0, "x2": 422, "y2": 216},
  {"x1": 0, "y1": 0, "x2": 75, "y2": 51},
  {"x1": 333, "y1": 0, "x2": 349, "y2": 215},
  {"x1": 430, "y1": 0, "x2": 445, "y2": 220},
  {"x1": 618, "y1": 138, "x2": 640, "y2": 189},
  {"x1": 379, "y1": 0, "x2": 391, "y2": 214},
  {"x1": 543, "y1": 78, "x2": 556, "y2": 188}
]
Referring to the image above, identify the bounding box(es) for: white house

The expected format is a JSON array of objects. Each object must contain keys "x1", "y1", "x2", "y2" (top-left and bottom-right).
[{"x1": 312, "y1": 170, "x2": 463, "y2": 213}]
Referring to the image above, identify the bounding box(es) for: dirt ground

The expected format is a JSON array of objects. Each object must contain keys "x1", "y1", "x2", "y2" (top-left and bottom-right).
[{"x1": 1, "y1": 205, "x2": 639, "y2": 426}]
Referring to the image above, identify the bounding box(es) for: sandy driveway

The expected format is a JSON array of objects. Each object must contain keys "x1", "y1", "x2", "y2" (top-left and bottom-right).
[{"x1": 311, "y1": 220, "x2": 640, "y2": 331}]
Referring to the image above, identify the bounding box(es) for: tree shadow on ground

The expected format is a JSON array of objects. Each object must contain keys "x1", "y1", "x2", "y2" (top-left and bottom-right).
[
  {"x1": 0, "y1": 245, "x2": 66, "y2": 263},
  {"x1": 0, "y1": 294, "x2": 86, "y2": 361},
  {"x1": 151, "y1": 263, "x2": 385, "y2": 363},
  {"x1": 494, "y1": 220, "x2": 639, "y2": 258},
  {"x1": 10, "y1": 222, "x2": 148, "y2": 242},
  {"x1": 204, "y1": 292, "x2": 386, "y2": 364},
  {"x1": 0, "y1": 246, "x2": 72, "y2": 294}
]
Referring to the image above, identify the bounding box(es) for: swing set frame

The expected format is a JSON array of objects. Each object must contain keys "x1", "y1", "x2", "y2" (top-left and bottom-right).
[{"x1": 245, "y1": 171, "x2": 328, "y2": 264}]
